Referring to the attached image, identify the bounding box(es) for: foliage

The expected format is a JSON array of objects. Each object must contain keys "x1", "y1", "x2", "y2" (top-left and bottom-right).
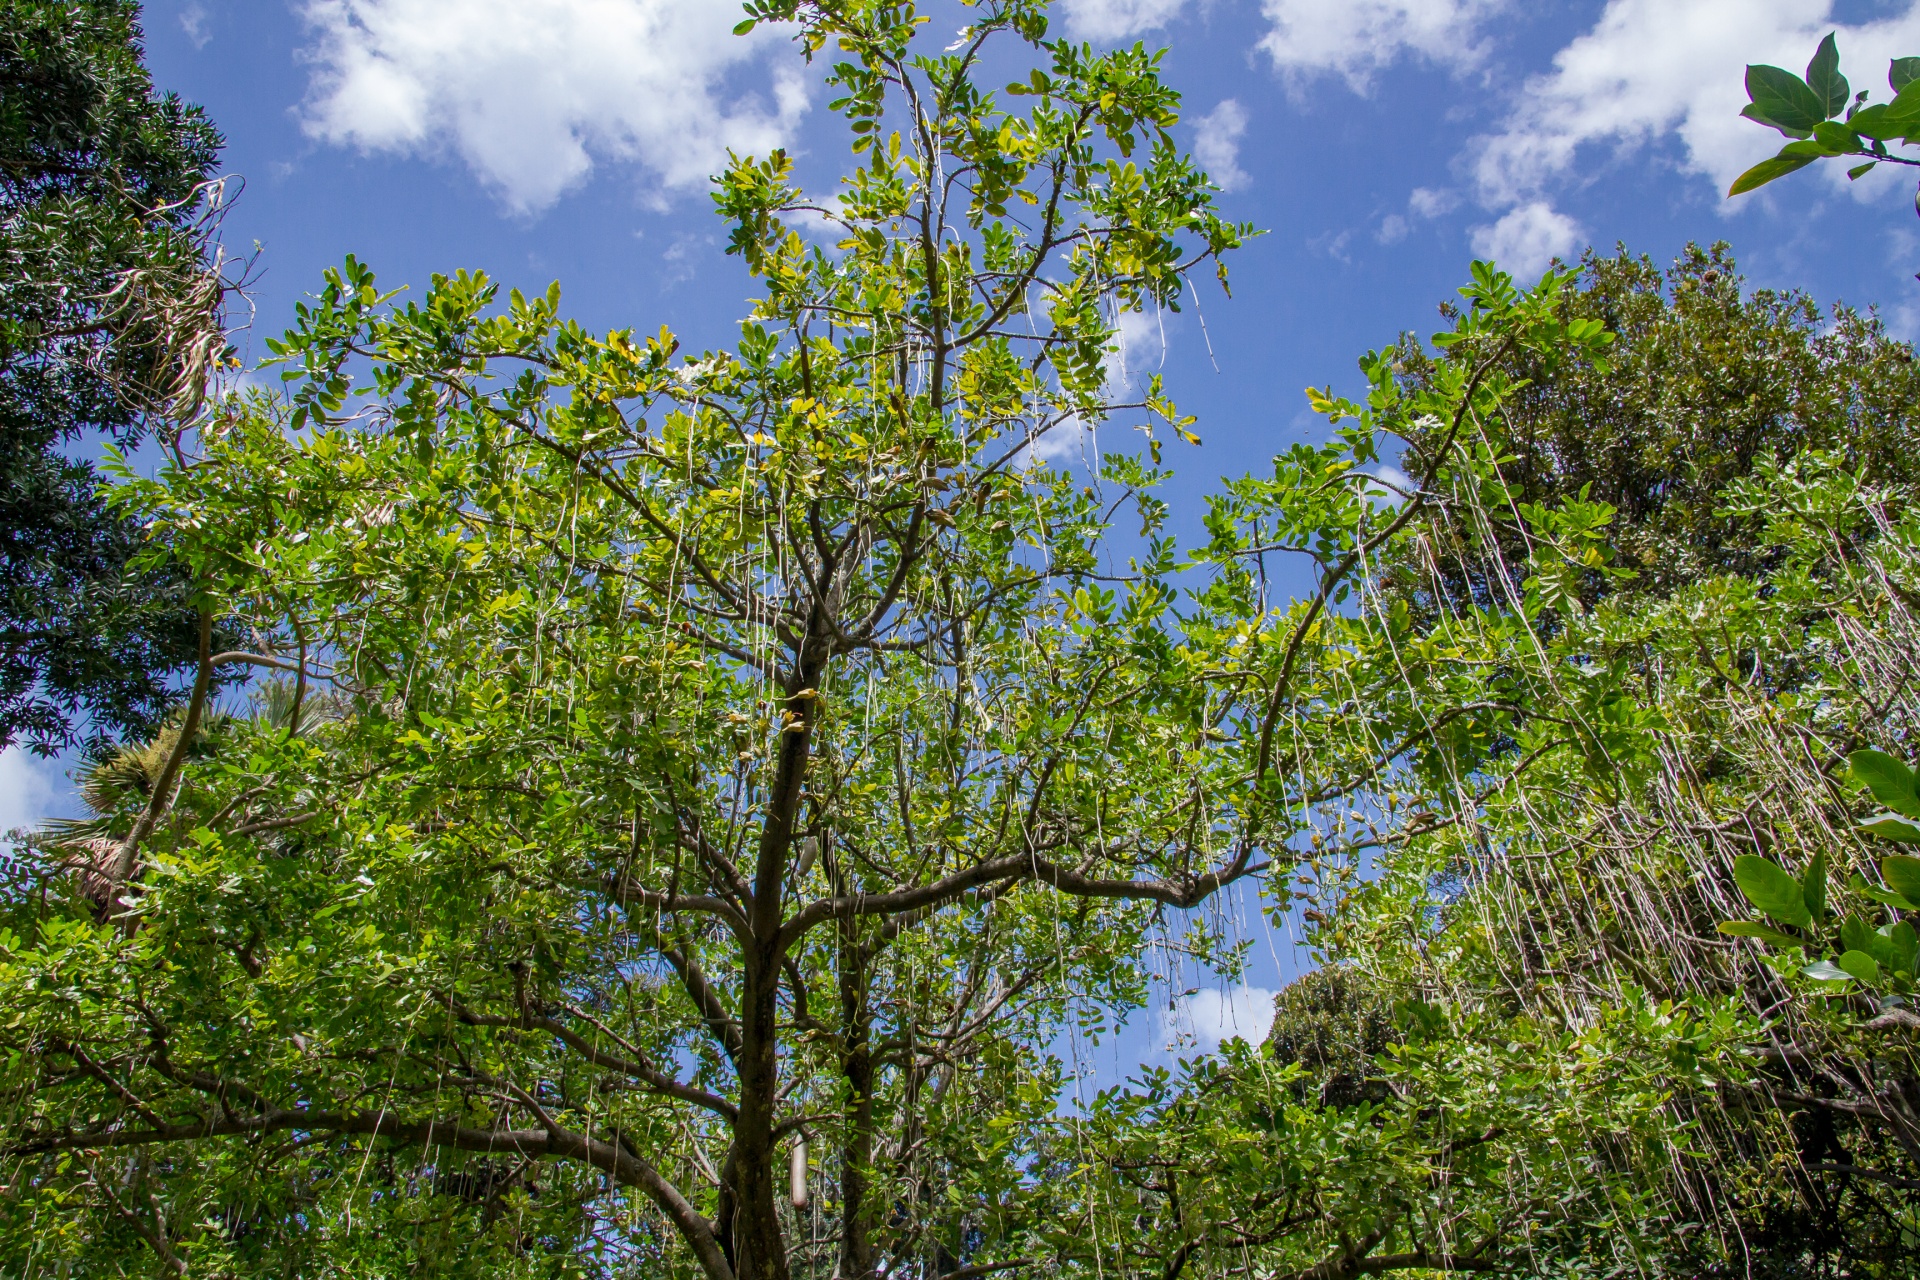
[
  {"x1": 1092, "y1": 995, "x2": 1746, "y2": 1280},
  {"x1": 0, "y1": 3, "x2": 1666, "y2": 1278},
  {"x1": 1728, "y1": 31, "x2": 1920, "y2": 208},
  {"x1": 1305, "y1": 376, "x2": 1920, "y2": 1274},
  {"x1": 1391, "y1": 243, "x2": 1920, "y2": 605},
  {"x1": 1718, "y1": 751, "x2": 1920, "y2": 1001},
  {"x1": 0, "y1": 0, "x2": 234, "y2": 756},
  {"x1": 16, "y1": 6, "x2": 1915, "y2": 1279}
]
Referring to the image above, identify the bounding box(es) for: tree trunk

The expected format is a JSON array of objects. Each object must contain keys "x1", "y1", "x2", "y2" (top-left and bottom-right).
[
  {"x1": 838, "y1": 931, "x2": 878, "y2": 1280},
  {"x1": 732, "y1": 952, "x2": 790, "y2": 1280}
]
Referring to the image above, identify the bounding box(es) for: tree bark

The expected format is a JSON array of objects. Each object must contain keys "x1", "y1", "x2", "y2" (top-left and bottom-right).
[{"x1": 839, "y1": 929, "x2": 878, "y2": 1280}]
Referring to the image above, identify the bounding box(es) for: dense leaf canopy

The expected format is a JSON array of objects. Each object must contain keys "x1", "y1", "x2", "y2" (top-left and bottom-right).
[
  {"x1": 3, "y1": 4, "x2": 1918, "y2": 1280},
  {"x1": 0, "y1": 0, "x2": 228, "y2": 756}
]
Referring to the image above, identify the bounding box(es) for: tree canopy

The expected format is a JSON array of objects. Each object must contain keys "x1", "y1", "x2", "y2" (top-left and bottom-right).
[
  {"x1": 4, "y1": 4, "x2": 1919, "y2": 1280},
  {"x1": 0, "y1": 0, "x2": 230, "y2": 757}
]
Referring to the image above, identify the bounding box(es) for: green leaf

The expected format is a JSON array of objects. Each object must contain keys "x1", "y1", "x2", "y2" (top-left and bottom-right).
[
  {"x1": 1836, "y1": 949, "x2": 1881, "y2": 986},
  {"x1": 1811, "y1": 120, "x2": 1860, "y2": 154},
  {"x1": 1803, "y1": 849, "x2": 1829, "y2": 921},
  {"x1": 1718, "y1": 920, "x2": 1807, "y2": 949},
  {"x1": 1846, "y1": 101, "x2": 1920, "y2": 141},
  {"x1": 1841, "y1": 914, "x2": 1878, "y2": 956},
  {"x1": 1849, "y1": 161, "x2": 1878, "y2": 179},
  {"x1": 732, "y1": 18, "x2": 756, "y2": 34},
  {"x1": 1728, "y1": 152, "x2": 1817, "y2": 195},
  {"x1": 1802, "y1": 959, "x2": 1854, "y2": 983},
  {"x1": 1883, "y1": 854, "x2": 1920, "y2": 906},
  {"x1": 1862, "y1": 813, "x2": 1920, "y2": 843},
  {"x1": 1806, "y1": 34, "x2": 1850, "y2": 117},
  {"x1": 1851, "y1": 749, "x2": 1920, "y2": 817},
  {"x1": 1891, "y1": 56, "x2": 1920, "y2": 93},
  {"x1": 1740, "y1": 103, "x2": 1811, "y2": 140},
  {"x1": 1889, "y1": 921, "x2": 1918, "y2": 977},
  {"x1": 1744, "y1": 64, "x2": 1828, "y2": 136},
  {"x1": 1733, "y1": 854, "x2": 1813, "y2": 928},
  {"x1": 1850, "y1": 871, "x2": 1918, "y2": 911}
]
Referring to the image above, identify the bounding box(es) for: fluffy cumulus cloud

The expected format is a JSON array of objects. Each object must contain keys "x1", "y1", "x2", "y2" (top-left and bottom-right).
[
  {"x1": 1469, "y1": 200, "x2": 1583, "y2": 276},
  {"x1": 1473, "y1": 0, "x2": 1920, "y2": 213},
  {"x1": 297, "y1": 0, "x2": 809, "y2": 215},
  {"x1": 1166, "y1": 984, "x2": 1277, "y2": 1055},
  {"x1": 1060, "y1": 0, "x2": 1189, "y2": 42},
  {"x1": 1258, "y1": 0, "x2": 1511, "y2": 89},
  {"x1": 1193, "y1": 99, "x2": 1251, "y2": 192}
]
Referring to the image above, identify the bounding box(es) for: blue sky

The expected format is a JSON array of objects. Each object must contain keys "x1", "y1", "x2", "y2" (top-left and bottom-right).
[{"x1": 10, "y1": 0, "x2": 1920, "y2": 1057}]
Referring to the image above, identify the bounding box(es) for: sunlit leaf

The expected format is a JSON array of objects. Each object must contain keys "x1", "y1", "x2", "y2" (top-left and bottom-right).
[
  {"x1": 1743, "y1": 64, "x2": 1827, "y2": 136},
  {"x1": 1862, "y1": 813, "x2": 1920, "y2": 843},
  {"x1": 1733, "y1": 855, "x2": 1812, "y2": 928},
  {"x1": 1805, "y1": 33, "x2": 1850, "y2": 117},
  {"x1": 1835, "y1": 949, "x2": 1880, "y2": 986},
  {"x1": 1728, "y1": 152, "x2": 1817, "y2": 196},
  {"x1": 1883, "y1": 854, "x2": 1920, "y2": 905},
  {"x1": 1717, "y1": 920, "x2": 1806, "y2": 949},
  {"x1": 1851, "y1": 749, "x2": 1920, "y2": 817}
]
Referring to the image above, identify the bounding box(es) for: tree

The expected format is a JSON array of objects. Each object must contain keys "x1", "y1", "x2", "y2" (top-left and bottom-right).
[
  {"x1": 0, "y1": 0, "x2": 233, "y2": 757},
  {"x1": 0, "y1": 3, "x2": 1626, "y2": 1278},
  {"x1": 1287, "y1": 256, "x2": 1920, "y2": 1275},
  {"x1": 1390, "y1": 243, "x2": 1920, "y2": 605}
]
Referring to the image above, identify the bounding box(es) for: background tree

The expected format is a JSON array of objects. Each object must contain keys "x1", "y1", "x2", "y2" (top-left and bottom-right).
[
  {"x1": 1264, "y1": 250, "x2": 1920, "y2": 1277},
  {"x1": 1391, "y1": 243, "x2": 1920, "y2": 604},
  {"x1": 1, "y1": 0, "x2": 234, "y2": 757}
]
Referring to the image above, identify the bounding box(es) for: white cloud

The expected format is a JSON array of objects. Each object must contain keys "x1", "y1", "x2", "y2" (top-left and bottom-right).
[
  {"x1": 180, "y1": 2, "x2": 213, "y2": 48},
  {"x1": 0, "y1": 748, "x2": 58, "y2": 841},
  {"x1": 1469, "y1": 201, "x2": 1583, "y2": 278},
  {"x1": 1258, "y1": 0, "x2": 1510, "y2": 90},
  {"x1": 297, "y1": 0, "x2": 809, "y2": 216},
  {"x1": 1108, "y1": 307, "x2": 1167, "y2": 388},
  {"x1": 1193, "y1": 99, "x2": 1251, "y2": 192},
  {"x1": 1471, "y1": 0, "x2": 1920, "y2": 212},
  {"x1": 1408, "y1": 186, "x2": 1460, "y2": 219},
  {"x1": 1061, "y1": 0, "x2": 1189, "y2": 42},
  {"x1": 1381, "y1": 185, "x2": 1464, "y2": 243},
  {"x1": 1166, "y1": 984, "x2": 1277, "y2": 1055}
]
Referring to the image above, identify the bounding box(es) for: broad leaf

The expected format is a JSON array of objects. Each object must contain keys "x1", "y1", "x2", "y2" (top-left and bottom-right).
[
  {"x1": 1836, "y1": 949, "x2": 1881, "y2": 986},
  {"x1": 1717, "y1": 920, "x2": 1807, "y2": 949},
  {"x1": 1850, "y1": 870, "x2": 1918, "y2": 911},
  {"x1": 1891, "y1": 55, "x2": 1920, "y2": 93},
  {"x1": 1850, "y1": 748, "x2": 1920, "y2": 817},
  {"x1": 1889, "y1": 921, "x2": 1919, "y2": 977},
  {"x1": 1802, "y1": 849, "x2": 1828, "y2": 921},
  {"x1": 1802, "y1": 959, "x2": 1854, "y2": 983},
  {"x1": 1728, "y1": 152, "x2": 1817, "y2": 195},
  {"x1": 1840, "y1": 914, "x2": 1876, "y2": 958},
  {"x1": 1810, "y1": 120, "x2": 1860, "y2": 154},
  {"x1": 1733, "y1": 854, "x2": 1812, "y2": 928},
  {"x1": 1883, "y1": 854, "x2": 1920, "y2": 906},
  {"x1": 1806, "y1": 33, "x2": 1849, "y2": 117},
  {"x1": 1744, "y1": 64, "x2": 1828, "y2": 135},
  {"x1": 1862, "y1": 812, "x2": 1920, "y2": 843},
  {"x1": 1847, "y1": 101, "x2": 1920, "y2": 140},
  {"x1": 1849, "y1": 161, "x2": 1878, "y2": 179}
]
